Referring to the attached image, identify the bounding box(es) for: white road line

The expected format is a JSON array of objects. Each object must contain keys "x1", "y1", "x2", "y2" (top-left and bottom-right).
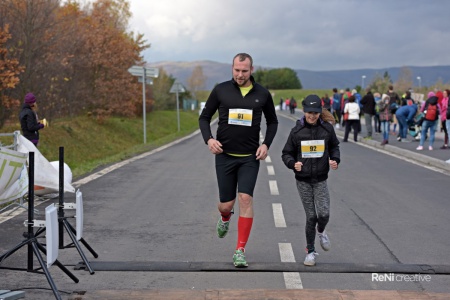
[
  {"x1": 267, "y1": 165, "x2": 275, "y2": 175},
  {"x1": 1, "y1": 128, "x2": 207, "y2": 223},
  {"x1": 279, "y1": 243, "x2": 295, "y2": 262},
  {"x1": 265, "y1": 156, "x2": 272, "y2": 163},
  {"x1": 279, "y1": 243, "x2": 303, "y2": 289},
  {"x1": 284, "y1": 273, "x2": 304, "y2": 289},
  {"x1": 269, "y1": 180, "x2": 279, "y2": 195},
  {"x1": 272, "y1": 203, "x2": 286, "y2": 228}
]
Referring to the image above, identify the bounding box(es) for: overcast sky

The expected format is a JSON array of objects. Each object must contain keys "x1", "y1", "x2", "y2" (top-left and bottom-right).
[{"x1": 128, "y1": 0, "x2": 450, "y2": 71}]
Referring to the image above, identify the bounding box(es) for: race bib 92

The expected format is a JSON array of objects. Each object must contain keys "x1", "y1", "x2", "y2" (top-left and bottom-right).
[
  {"x1": 301, "y1": 140, "x2": 325, "y2": 158},
  {"x1": 228, "y1": 108, "x2": 253, "y2": 126}
]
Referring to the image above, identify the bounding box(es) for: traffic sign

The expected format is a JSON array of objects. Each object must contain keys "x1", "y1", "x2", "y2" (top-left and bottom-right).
[
  {"x1": 127, "y1": 65, "x2": 159, "y2": 144},
  {"x1": 127, "y1": 66, "x2": 159, "y2": 78},
  {"x1": 170, "y1": 81, "x2": 186, "y2": 93}
]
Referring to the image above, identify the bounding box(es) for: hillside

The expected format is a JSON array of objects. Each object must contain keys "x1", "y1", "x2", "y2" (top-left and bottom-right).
[{"x1": 148, "y1": 61, "x2": 450, "y2": 91}]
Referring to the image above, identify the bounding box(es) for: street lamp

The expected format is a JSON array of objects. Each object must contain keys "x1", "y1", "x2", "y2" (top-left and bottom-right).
[
  {"x1": 417, "y1": 76, "x2": 421, "y2": 89},
  {"x1": 361, "y1": 75, "x2": 366, "y2": 89}
]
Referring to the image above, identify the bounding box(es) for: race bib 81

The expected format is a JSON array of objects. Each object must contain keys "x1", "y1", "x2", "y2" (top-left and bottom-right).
[{"x1": 228, "y1": 108, "x2": 253, "y2": 126}]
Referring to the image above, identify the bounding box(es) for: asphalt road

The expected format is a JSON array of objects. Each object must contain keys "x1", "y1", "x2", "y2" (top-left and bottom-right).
[{"x1": 1, "y1": 110, "x2": 449, "y2": 299}]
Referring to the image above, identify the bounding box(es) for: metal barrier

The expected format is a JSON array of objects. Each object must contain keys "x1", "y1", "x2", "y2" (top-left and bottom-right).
[
  {"x1": 0, "y1": 131, "x2": 27, "y2": 214},
  {"x1": 0, "y1": 130, "x2": 20, "y2": 150}
]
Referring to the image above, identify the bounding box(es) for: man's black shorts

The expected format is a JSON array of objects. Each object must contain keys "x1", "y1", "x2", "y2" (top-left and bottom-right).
[{"x1": 215, "y1": 153, "x2": 260, "y2": 203}]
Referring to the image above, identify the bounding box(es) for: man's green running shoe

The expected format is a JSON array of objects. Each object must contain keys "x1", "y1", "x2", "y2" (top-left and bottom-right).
[
  {"x1": 233, "y1": 249, "x2": 248, "y2": 268},
  {"x1": 216, "y1": 217, "x2": 230, "y2": 238}
]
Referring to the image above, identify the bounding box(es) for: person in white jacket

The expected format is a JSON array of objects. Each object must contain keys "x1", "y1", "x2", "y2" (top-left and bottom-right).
[{"x1": 343, "y1": 95, "x2": 361, "y2": 142}]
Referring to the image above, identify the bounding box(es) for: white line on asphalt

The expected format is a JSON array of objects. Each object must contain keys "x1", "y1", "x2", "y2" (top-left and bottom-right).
[
  {"x1": 279, "y1": 243, "x2": 295, "y2": 262},
  {"x1": 1, "y1": 128, "x2": 208, "y2": 223},
  {"x1": 279, "y1": 243, "x2": 303, "y2": 289},
  {"x1": 283, "y1": 273, "x2": 304, "y2": 289},
  {"x1": 272, "y1": 203, "x2": 287, "y2": 228},
  {"x1": 265, "y1": 156, "x2": 272, "y2": 163},
  {"x1": 267, "y1": 165, "x2": 275, "y2": 175},
  {"x1": 269, "y1": 180, "x2": 279, "y2": 195}
]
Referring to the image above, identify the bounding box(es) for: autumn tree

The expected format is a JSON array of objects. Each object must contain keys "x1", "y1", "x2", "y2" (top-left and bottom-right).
[
  {"x1": 0, "y1": 0, "x2": 64, "y2": 121},
  {"x1": 187, "y1": 65, "x2": 206, "y2": 100},
  {"x1": 80, "y1": 0, "x2": 149, "y2": 119},
  {"x1": 0, "y1": 24, "x2": 24, "y2": 128},
  {"x1": 0, "y1": 0, "x2": 149, "y2": 123}
]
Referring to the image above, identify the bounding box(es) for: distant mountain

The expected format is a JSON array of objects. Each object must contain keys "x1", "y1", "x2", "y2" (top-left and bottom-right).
[{"x1": 147, "y1": 60, "x2": 450, "y2": 91}]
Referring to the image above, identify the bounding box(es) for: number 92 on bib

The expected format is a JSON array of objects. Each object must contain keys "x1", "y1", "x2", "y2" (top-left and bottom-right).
[{"x1": 301, "y1": 140, "x2": 325, "y2": 158}]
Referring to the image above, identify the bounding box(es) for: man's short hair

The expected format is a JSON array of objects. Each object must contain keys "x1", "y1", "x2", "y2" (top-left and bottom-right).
[{"x1": 233, "y1": 53, "x2": 253, "y2": 67}]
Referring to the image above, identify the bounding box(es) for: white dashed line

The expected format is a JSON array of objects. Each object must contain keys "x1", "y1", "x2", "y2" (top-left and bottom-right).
[
  {"x1": 279, "y1": 243, "x2": 303, "y2": 289},
  {"x1": 265, "y1": 156, "x2": 272, "y2": 163},
  {"x1": 272, "y1": 203, "x2": 287, "y2": 228},
  {"x1": 283, "y1": 273, "x2": 304, "y2": 289},
  {"x1": 279, "y1": 243, "x2": 295, "y2": 262},
  {"x1": 267, "y1": 165, "x2": 275, "y2": 175},
  {"x1": 269, "y1": 180, "x2": 279, "y2": 195}
]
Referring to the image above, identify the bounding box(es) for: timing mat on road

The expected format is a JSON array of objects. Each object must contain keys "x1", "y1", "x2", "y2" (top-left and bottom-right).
[{"x1": 74, "y1": 261, "x2": 450, "y2": 274}]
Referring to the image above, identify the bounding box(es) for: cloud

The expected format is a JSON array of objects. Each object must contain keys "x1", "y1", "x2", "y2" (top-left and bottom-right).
[{"x1": 128, "y1": 0, "x2": 450, "y2": 70}]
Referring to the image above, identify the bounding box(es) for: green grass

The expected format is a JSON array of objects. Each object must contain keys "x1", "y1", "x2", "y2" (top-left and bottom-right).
[{"x1": 1, "y1": 110, "x2": 201, "y2": 179}]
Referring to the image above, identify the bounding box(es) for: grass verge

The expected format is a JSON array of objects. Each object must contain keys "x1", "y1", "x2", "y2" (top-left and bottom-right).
[{"x1": 1, "y1": 110, "x2": 201, "y2": 179}]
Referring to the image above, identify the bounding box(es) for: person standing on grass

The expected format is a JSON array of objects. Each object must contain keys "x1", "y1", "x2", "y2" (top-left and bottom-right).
[
  {"x1": 19, "y1": 92, "x2": 45, "y2": 146},
  {"x1": 281, "y1": 95, "x2": 340, "y2": 266},
  {"x1": 199, "y1": 53, "x2": 278, "y2": 268}
]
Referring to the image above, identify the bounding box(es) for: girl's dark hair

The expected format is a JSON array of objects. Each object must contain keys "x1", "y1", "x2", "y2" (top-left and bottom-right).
[
  {"x1": 332, "y1": 88, "x2": 337, "y2": 93},
  {"x1": 349, "y1": 95, "x2": 356, "y2": 103}
]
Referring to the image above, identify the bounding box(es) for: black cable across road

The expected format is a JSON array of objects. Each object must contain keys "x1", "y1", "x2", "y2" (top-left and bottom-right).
[{"x1": 74, "y1": 261, "x2": 450, "y2": 274}]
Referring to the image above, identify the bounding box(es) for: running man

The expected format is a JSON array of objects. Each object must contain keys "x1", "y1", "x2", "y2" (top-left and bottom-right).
[{"x1": 199, "y1": 53, "x2": 278, "y2": 267}]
